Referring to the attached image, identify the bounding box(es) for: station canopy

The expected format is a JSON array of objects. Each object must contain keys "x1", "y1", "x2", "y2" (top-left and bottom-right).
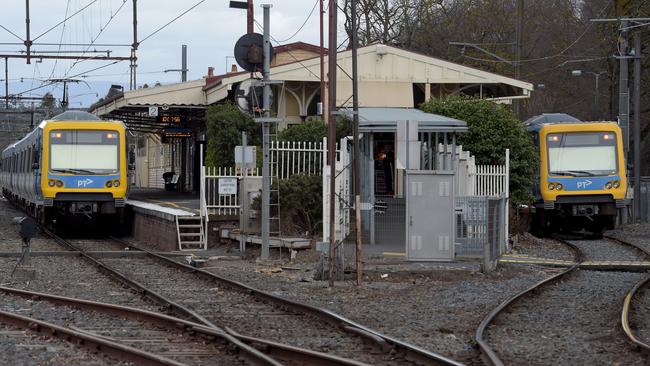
[{"x1": 340, "y1": 107, "x2": 467, "y2": 133}]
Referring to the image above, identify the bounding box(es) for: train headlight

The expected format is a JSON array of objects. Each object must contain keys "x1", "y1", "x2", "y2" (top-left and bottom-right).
[
  {"x1": 113, "y1": 180, "x2": 120, "y2": 188},
  {"x1": 556, "y1": 183, "x2": 563, "y2": 191},
  {"x1": 605, "y1": 182, "x2": 613, "y2": 190},
  {"x1": 548, "y1": 183, "x2": 555, "y2": 190},
  {"x1": 106, "y1": 180, "x2": 112, "y2": 188},
  {"x1": 48, "y1": 180, "x2": 55, "y2": 187},
  {"x1": 613, "y1": 181, "x2": 620, "y2": 189},
  {"x1": 55, "y1": 180, "x2": 63, "y2": 188}
]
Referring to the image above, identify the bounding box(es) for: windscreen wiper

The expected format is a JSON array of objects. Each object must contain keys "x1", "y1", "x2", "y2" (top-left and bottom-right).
[
  {"x1": 51, "y1": 168, "x2": 96, "y2": 175},
  {"x1": 550, "y1": 170, "x2": 595, "y2": 177}
]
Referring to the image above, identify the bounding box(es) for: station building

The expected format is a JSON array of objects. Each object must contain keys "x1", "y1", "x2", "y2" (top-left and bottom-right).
[{"x1": 89, "y1": 42, "x2": 533, "y2": 195}]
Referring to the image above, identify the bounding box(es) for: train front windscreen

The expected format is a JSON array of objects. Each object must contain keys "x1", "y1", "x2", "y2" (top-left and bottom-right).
[
  {"x1": 546, "y1": 132, "x2": 618, "y2": 177},
  {"x1": 49, "y1": 130, "x2": 120, "y2": 175}
]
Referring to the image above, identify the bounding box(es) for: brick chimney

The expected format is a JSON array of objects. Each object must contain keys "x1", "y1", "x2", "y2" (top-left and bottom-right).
[
  {"x1": 230, "y1": 64, "x2": 238, "y2": 73},
  {"x1": 207, "y1": 67, "x2": 214, "y2": 77}
]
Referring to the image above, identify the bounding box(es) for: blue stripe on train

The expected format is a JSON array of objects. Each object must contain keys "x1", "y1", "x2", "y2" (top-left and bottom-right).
[
  {"x1": 547, "y1": 175, "x2": 620, "y2": 191},
  {"x1": 48, "y1": 174, "x2": 120, "y2": 189}
]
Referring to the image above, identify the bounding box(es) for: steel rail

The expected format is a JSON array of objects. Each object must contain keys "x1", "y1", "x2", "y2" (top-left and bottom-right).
[
  {"x1": 475, "y1": 238, "x2": 583, "y2": 366},
  {"x1": 0, "y1": 308, "x2": 184, "y2": 366},
  {"x1": 0, "y1": 285, "x2": 368, "y2": 366},
  {"x1": 606, "y1": 235, "x2": 650, "y2": 352},
  {"x1": 109, "y1": 236, "x2": 463, "y2": 366},
  {"x1": 38, "y1": 228, "x2": 377, "y2": 366}
]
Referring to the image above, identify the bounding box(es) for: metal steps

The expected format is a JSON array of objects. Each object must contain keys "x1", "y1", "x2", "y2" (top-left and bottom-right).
[{"x1": 176, "y1": 216, "x2": 206, "y2": 251}]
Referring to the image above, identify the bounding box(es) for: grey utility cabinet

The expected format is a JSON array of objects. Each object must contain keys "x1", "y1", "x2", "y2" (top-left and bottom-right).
[{"x1": 405, "y1": 170, "x2": 455, "y2": 261}]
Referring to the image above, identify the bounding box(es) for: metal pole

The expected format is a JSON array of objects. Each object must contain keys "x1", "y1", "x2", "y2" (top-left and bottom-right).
[
  {"x1": 261, "y1": 4, "x2": 271, "y2": 261},
  {"x1": 242, "y1": 131, "x2": 248, "y2": 177},
  {"x1": 247, "y1": 0, "x2": 254, "y2": 34},
  {"x1": 634, "y1": 32, "x2": 641, "y2": 222},
  {"x1": 319, "y1": 0, "x2": 325, "y2": 121},
  {"x1": 181, "y1": 45, "x2": 187, "y2": 82},
  {"x1": 515, "y1": 0, "x2": 523, "y2": 79},
  {"x1": 619, "y1": 19, "x2": 629, "y2": 161},
  {"x1": 4, "y1": 58, "x2": 8, "y2": 109},
  {"x1": 351, "y1": 0, "x2": 362, "y2": 286},
  {"x1": 130, "y1": 0, "x2": 138, "y2": 90},
  {"x1": 594, "y1": 73, "x2": 599, "y2": 120},
  {"x1": 25, "y1": 0, "x2": 32, "y2": 64},
  {"x1": 327, "y1": 0, "x2": 337, "y2": 287}
]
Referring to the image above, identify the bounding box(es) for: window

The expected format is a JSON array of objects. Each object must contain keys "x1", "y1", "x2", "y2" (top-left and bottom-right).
[
  {"x1": 49, "y1": 130, "x2": 120, "y2": 175},
  {"x1": 547, "y1": 132, "x2": 618, "y2": 176}
]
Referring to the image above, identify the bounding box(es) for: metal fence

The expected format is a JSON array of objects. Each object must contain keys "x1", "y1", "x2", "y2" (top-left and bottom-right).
[
  {"x1": 204, "y1": 167, "x2": 260, "y2": 216},
  {"x1": 638, "y1": 178, "x2": 650, "y2": 222},
  {"x1": 270, "y1": 140, "x2": 324, "y2": 179},
  {"x1": 456, "y1": 194, "x2": 507, "y2": 259}
]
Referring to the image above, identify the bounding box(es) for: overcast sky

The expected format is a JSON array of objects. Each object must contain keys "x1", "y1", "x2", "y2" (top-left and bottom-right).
[{"x1": 1, "y1": 0, "x2": 339, "y2": 104}]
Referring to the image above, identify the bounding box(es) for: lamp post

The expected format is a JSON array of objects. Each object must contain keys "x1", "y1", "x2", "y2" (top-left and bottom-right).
[{"x1": 571, "y1": 70, "x2": 606, "y2": 120}]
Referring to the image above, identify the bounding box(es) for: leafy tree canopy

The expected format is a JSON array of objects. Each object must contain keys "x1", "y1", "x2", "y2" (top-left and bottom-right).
[
  {"x1": 205, "y1": 102, "x2": 260, "y2": 167},
  {"x1": 420, "y1": 96, "x2": 538, "y2": 204}
]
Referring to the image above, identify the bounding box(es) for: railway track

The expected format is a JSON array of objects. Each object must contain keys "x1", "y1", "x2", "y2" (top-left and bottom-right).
[
  {"x1": 476, "y1": 236, "x2": 650, "y2": 366},
  {"x1": 37, "y1": 229, "x2": 460, "y2": 366},
  {"x1": 609, "y1": 235, "x2": 650, "y2": 354},
  {"x1": 0, "y1": 285, "x2": 257, "y2": 365}
]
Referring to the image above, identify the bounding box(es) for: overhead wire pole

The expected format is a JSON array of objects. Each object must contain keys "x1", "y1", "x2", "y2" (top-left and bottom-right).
[
  {"x1": 633, "y1": 31, "x2": 641, "y2": 222},
  {"x1": 25, "y1": 0, "x2": 32, "y2": 64},
  {"x1": 351, "y1": 0, "x2": 362, "y2": 286},
  {"x1": 327, "y1": 0, "x2": 337, "y2": 287},
  {"x1": 260, "y1": 4, "x2": 272, "y2": 261},
  {"x1": 319, "y1": 0, "x2": 324, "y2": 121},
  {"x1": 130, "y1": 0, "x2": 138, "y2": 90},
  {"x1": 4, "y1": 58, "x2": 8, "y2": 109},
  {"x1": 247, "y1": 0, "x2": 254, "y2": 34}
]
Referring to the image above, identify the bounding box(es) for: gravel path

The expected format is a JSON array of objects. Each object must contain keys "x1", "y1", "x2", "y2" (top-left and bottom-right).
[
  {"x1": 510, "y1": 233, "x2": 575, "y2": 261},
  {"x1": 0, "y1": 291, "x2": 246, "y2": 365},
  {"x1": 608, "y1": 223, "x2": 650, "y2": 254},
  {"x1": 487, "y1": 270, "x2": 647, "y2": 365},
  {"x1": 567, "y1": 238, "x2": 647, "y2": 262}
]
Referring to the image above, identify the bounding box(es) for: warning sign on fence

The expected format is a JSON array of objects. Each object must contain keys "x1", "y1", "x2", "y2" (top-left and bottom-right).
[{"x1": 218, "y1": 178, "x2": 238, "y2": 195}]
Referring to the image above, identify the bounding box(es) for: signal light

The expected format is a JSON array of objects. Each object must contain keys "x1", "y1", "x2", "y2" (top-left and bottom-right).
[
  {"x1": 548, "y1": 183, "x2": 555, "y2": 190},
  {"x1": 549, "y1": 135, "x2": 559, "y2": 142},
  {"x1": 613, "y1": 181, "x2": 620, "y2": 188},
  {"x1": 556, "y1": 183, "x2": 563, "y2": 191},
  {"x1": 106, "y1": 180, "x2": 112, "y2": 188},
  {"x1": 113, "y1": 180, "x2": 120, "y2": 188},
  {"x1": 52, "y1": 132, "x2": 62, "y2": 138},
  {"x1": 48, "y1": 180, "x2": 55, "y2": 187},
  {"x1": 106, "y1": 133, "x2": 116, "y2": 139},
  {"x1": 605, "y1": 182, "x2": 612, "y2": 190},
  {"x1": 55, "y1": 180, "x2": 63, "y2": 188}
]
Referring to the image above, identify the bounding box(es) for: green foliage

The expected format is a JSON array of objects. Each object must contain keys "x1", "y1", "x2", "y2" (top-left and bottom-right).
[
  {"x1": 420, "y1": 96, "x2": 538, "y2": 204},
  {"x1": 205, "y1": 102, "x2": 260, "y2": 167},
  {"x1": 278, "y1": 119, "x2": 351, "y2": 143},
  {"x1": 278, "y1": 174, "x2": 323, "y2": 236}
]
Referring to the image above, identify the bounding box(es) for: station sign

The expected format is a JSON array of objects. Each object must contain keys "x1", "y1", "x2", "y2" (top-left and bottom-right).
[
  {"x1": 163, "y1": 128, "x2": 192, "y2": 138},
  {"x1": 218, "y1": 178, "x2": 238, "y2": 195},
  {"x1": 159, "y1": 114, "x2": 183, "y2": 124}
]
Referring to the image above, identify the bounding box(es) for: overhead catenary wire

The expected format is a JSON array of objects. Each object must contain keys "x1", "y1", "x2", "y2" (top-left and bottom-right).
[
  {"x1": 274, "y1": 0, "x2": 320, "y2": 43},
  {"x1": 32, "y1": 0, "x2": 99, "y2": 41},
  {"x1": 0, "y1": 24, "x2": 24, "y2": 41},
  {"x1": 139, "y1": 0, "x2": 206, "y2": 44}
]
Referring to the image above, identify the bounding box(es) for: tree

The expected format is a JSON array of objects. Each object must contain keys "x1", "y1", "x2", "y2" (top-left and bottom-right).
[
  {"x1": 278, "y1": 119, "x2": 351, "y2": 143},
  {"x1": 204, "y1": 102, "x2": 260, "y2": 167},
  {"x1": 420, "y1": 96, "x2": 538, "y2": 204},
  {"x1": 41, "y1": 92, "x2": 55, "y2": 109}
]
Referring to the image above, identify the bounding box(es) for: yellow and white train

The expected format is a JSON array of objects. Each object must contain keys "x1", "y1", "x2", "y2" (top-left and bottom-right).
[
  {"x1": 0, "y1": 111, "x2": 129, "y2": 226},
  {"x1": 526, "y1": 113, "x2": 627, "y2": 237}
]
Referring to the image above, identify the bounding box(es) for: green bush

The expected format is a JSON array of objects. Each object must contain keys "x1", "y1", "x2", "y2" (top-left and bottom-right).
[
  {"x1": 205, "y1": 102, "x2": 260, "y2": 167},
  {"x1": 278, "y1": 174, "x2": 322, "y2": 236},
  {"x1": 278, "y1": 118, "x2": 351, "y2": 143},
  {"x1": 420, "y1": 96, "x2": 537, "y2": 204}
]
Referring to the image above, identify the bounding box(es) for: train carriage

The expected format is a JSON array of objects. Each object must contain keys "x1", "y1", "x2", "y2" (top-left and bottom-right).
[
  {"x1": 526, "y1": 113, "x2": 627, "y2": 237},
  {"x1": 0, "y1": 111, "x2": 129, "y2": 227}
]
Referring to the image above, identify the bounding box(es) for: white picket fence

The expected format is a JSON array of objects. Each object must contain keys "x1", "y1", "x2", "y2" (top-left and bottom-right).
[
  {"x1": 470, "y1": 149, "x2": 510, "y2": 198},
  {"x1": 270, "y1": 140, "x2": 324, "y2": 179},
  {"x1": 204, "y1": 139, "x2": 336, "y2": 217}
]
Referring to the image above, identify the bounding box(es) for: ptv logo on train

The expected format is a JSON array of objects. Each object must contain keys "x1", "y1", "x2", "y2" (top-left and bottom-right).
[
  {"x1": 576, "y1": 179, "x2": 593, "y2": 190},
  {"x1": 77, "y1": 178, "x2": 94, "y2": 188}
]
